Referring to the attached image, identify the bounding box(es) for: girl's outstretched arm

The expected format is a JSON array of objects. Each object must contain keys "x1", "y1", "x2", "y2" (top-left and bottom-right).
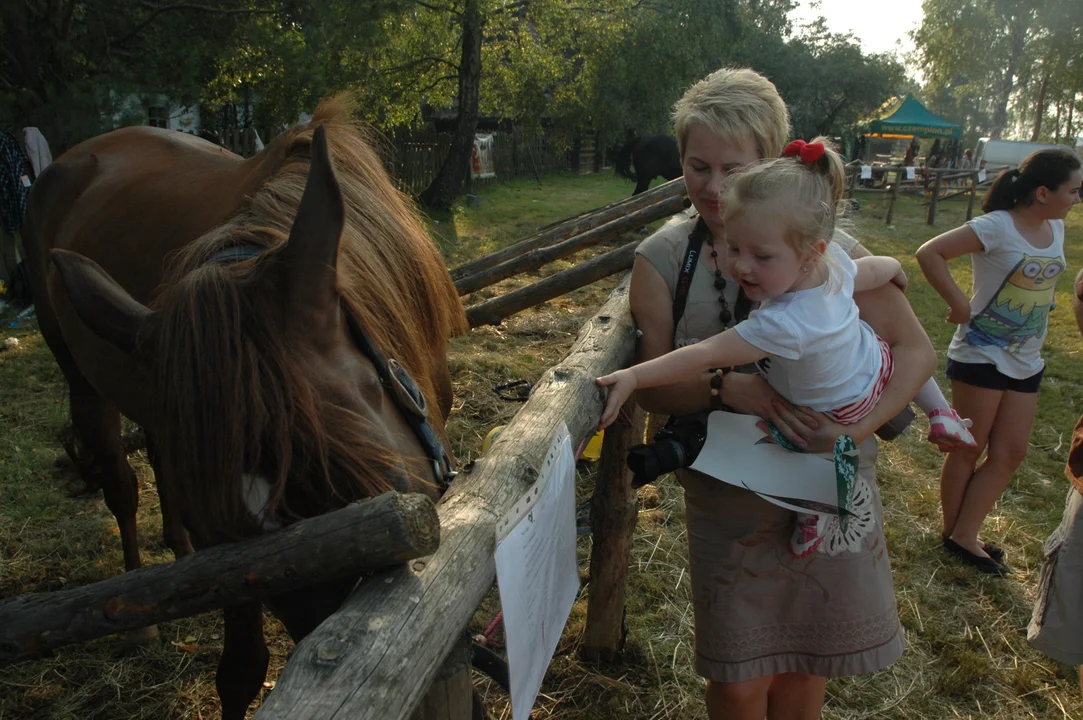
[
  {"x1": 915, "y1": 226, "x2": 983, "y2": 324},
  {"x1": 596, "y1": 328, "x2": 765, "y2": 428}
]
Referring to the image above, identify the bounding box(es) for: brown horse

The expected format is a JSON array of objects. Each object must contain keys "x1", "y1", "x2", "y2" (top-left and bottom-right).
[{"x1": 22, "y1": 98, "x2": 467, "y2": 718}]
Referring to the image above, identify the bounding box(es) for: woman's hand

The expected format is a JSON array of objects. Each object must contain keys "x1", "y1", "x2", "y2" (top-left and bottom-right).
[
  {"x1": 757, "y1": 400, "x2": 843, "y2": 454},
  {"x1": 717, "y1": 372, "x2": 780, "y2": 418},
  {"x1": 723, "y1": 375, "x2": 819, "y2": 450}
]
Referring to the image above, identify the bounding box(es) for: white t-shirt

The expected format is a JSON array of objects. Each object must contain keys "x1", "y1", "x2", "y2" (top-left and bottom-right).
[
  {"x1": 734, "y1": 243, "x2": 883, "y2": 412},
  {"x1": 947, "y1": 210, "x2": 1066, "y2": 379}
]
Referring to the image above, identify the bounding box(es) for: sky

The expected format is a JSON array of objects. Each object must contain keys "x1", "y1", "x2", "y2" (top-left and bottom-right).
[{"x1": 787, "y1": 0, "x2": 925, "y2": 60}]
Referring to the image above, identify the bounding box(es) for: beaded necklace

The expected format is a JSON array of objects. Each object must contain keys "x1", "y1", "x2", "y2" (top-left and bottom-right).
[{"x1": 702, "y1": 230, "x2": 732, "y2": 325}]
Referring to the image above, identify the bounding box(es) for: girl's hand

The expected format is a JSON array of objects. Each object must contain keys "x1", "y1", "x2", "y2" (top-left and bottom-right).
[
  {"x1": 891, "y1": 267, "x2": 908, "y2": 292},
  {"x1": 946, "y1": 303, "x2": 971, "y2": 324},
  {"x1": 596, "y1": 370, "x2": 637, "y2": 429}
]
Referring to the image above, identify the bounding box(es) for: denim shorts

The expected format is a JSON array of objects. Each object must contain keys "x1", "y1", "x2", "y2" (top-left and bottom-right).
[{"x1": 946, "y1": 358, "x2": 1044, "y2": 394}]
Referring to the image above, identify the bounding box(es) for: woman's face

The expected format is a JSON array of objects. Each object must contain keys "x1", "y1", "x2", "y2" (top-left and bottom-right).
[
  {"x1": 1042, "y1": 169, "x2": 1082, "y2": 220},
  {"x1": 681, "y1": 124, "x2": 759, "y2": 233}
]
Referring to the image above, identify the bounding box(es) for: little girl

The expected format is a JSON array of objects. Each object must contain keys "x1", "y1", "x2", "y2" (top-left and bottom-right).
[{"x1": 598, "y1": 137, "x2": 972, "y2": 556}]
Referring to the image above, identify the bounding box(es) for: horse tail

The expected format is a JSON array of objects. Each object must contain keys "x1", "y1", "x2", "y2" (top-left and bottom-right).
[{"x1": 615, "y1": 138, "x2": 637, "y2": 182}]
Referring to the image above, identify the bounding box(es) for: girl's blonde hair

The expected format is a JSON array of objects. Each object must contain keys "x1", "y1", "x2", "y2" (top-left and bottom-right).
[
  {"x1": 673, "y1": 67, "x2": 790, "y2": 161},
  {"x1": 723, "y1": 136, "x2": 847, "y2": 285}
]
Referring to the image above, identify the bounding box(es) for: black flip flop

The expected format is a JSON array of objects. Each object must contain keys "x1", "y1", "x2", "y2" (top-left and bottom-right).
[
  {"x1": 943, "y1": 538, "x2": 1010, "y2": 575},
  {"x1": 941, "y1": 536, "x2": 1005, "y2": 563}
]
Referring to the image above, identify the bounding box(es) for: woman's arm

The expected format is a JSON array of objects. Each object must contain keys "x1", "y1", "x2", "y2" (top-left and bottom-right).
[
  {"x1": 628, "y1": 255, "x2": 714, "y2": 416},
  {"x1": 1073, "y1": 268, "x2": 1083, "y2": 337},
  {"x1": 915, "y1": 226, "x2": 983, "y2": 324},
  {"x1": 853, "y1": 256, "x2": 906, "y2": 292},
  {"x1": 844, "y1": 282, "x2": 937, "y2": 442},
  {"x1": 767, "y1": 272, "x2": 937, "y2": 451}
]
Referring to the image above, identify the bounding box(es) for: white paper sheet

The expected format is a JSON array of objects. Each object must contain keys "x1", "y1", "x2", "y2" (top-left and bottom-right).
[
  {"x1": 977, "y1": 169, "x2": 987, "y2": 182},
  {"x1": 905, "y1": 166, "x2": 916, "y2": 181},
  {"x1": 494, "y1": 423, "x2": 579, "y2": 720},
  {"x1": 860, "y1": 165, "x2": 872, "y2": 180},
  {"x1": 689, "y1": 411, "x2": 845, "y2": 514}
]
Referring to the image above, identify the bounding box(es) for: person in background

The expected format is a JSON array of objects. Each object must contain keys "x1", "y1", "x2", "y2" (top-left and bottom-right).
[
  {"x1": 916, "y1": 148, "x2": 1081, "y2": 575},
  {"x1": 625, "y1": 66, "x2": 936, "y2": 720},
  {"x1": 1028, "y1": 267, "x2": 1083, "y2": 698}
]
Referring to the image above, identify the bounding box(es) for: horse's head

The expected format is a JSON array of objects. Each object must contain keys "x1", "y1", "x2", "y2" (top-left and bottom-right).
[{"x1": 52, "y1": 125, "x2": 451, "y2": 544}]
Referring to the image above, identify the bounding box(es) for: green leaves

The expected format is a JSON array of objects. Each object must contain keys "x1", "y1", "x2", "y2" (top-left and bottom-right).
[{"x1": 913, "y1": 0, "x2": 1082, "y2": 143}]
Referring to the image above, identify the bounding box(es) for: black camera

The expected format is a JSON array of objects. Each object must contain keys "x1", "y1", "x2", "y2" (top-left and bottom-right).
[{"x1": 626, "y1": 417, "x2": 708, "y2": 489}]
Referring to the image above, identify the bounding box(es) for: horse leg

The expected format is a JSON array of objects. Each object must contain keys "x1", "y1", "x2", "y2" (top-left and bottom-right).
[
  {"x1": 145, "y1": 431, "x2": 194, "y2": 559},
  {"x1": 68, "y1": 377, "x2": 159, "y2": 645},
  {"x1": 265, "y1": 578, "x2": 357, "y2": 641},
  {"x1": 632, "y1": 176, "x2": 651, "y2": 195},
  {"x1": 217, "y1": 602, "x2": 269, "y2": 720}
]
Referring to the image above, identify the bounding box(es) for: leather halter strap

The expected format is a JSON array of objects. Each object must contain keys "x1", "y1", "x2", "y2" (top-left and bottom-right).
[{"x1": 211, "y1": 244, "x2": 456, "y2": 490}]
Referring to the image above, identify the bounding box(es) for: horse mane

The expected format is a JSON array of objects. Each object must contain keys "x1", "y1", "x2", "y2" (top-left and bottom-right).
[{"x1": 150, "y1": 96, "x2": 467, "y2": 541}]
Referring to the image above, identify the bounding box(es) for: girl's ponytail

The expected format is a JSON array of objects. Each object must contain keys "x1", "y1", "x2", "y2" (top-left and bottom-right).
[
  {"x1": 981, "y1": 149, "x2": 1080, "y2": 213},
  {"x1": 783, "y1": 136, "x2": 846, "y2": 205}
]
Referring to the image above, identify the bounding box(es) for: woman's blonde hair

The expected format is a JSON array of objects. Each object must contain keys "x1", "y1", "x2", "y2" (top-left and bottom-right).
[
  {"x1": 723, "y1": 136, "x2": 848, "y2": 285},
  {"x1": 673, "y1": 67, "x2": 790, "y2": 160}
]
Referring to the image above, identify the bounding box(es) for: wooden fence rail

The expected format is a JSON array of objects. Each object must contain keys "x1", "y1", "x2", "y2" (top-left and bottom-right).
[
  {"x1": 449, "y1": 178, "x2": 686, "y2": 283},
  {"x1": 253, "y1": 275, "x2": 637, "y2": 720},
  {"x1": 0, "y1": 494, "x2": 439, "y2": 666},
  {"x1": 455, "y1": 191, "x2": 687, "y2": 297}
]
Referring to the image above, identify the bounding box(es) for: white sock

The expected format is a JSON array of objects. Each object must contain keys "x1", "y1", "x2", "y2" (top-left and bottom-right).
[{"x1": 913, "y1": 378, "x2": 950, "y2": 417}]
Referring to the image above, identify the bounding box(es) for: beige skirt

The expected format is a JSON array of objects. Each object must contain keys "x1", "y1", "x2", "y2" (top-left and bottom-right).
[
  {"x1": 1028, "y1": 486, "x2": 1083, "y2": 664},
  {"x1": 678, "y1": 436, "x2": 904, "y2": 681}
]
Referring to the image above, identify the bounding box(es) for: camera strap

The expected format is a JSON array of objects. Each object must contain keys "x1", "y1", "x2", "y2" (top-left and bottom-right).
[
  {"x1": 672, "y1": 217, "x2": 752, "y2": 344},
  {"x1": 672, "y1": 218, "x2": 708, "y2": 341}
]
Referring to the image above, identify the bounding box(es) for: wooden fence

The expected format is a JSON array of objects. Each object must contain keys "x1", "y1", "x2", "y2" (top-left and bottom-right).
[
  {"x1": 383, "y1": 128, "x2": 578, "y2": 196},
  {"x1": 844, "y1": 164, "x2": 997, "y2": 226}
]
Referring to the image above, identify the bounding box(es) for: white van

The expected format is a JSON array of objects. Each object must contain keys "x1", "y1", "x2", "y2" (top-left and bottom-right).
[{"x1": 974, "y1": 138, "x2": 1076, "y2": 170}]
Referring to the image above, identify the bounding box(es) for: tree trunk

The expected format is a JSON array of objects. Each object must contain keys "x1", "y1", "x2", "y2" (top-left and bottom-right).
[
  {"x1": 1030, "y1": 69, "x2": 1049, "y2": 141},
  {"x1": 419, "y1": 0, "x2": 483, "y2": 211},
  {"x1": 992, "y1": 13, "x2": 1030, "y2": 138},
  {"x1": 1066, "y1": 90, "x2": 1076, "y2": 142}
]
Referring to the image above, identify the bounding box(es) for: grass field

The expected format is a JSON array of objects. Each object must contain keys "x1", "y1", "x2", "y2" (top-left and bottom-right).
[{"x1": 1, "y1": 171, "x2": 1082, "y2": 719}]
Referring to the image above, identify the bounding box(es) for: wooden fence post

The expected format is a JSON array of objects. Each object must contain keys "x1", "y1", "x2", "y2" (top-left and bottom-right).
[
  {"x1": 582, "y1": 400, "x2": 645, "y2": 661},
  {"x1": 927, "y1": 170, "x2": 942, "y2": 225},
  {"x1": 885, "y1": 169, "x2": 899, "y2": 226},
  {"x1": 966, "y1": 170, "x2": 978, "y2": 221}
]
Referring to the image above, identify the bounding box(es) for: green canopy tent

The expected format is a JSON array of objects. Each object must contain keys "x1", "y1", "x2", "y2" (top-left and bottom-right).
[{"x1": 863, "y1": 94, "x2": 962, "y2": 139}]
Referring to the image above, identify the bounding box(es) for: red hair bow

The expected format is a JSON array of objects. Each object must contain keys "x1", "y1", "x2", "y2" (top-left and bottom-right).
[{"x1": 783, "y1": 140, "x2": 825, "y2": 164}]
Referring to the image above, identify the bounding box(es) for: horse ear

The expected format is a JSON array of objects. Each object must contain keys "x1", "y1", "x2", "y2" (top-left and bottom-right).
[
  {"x1": 280, "y1": 124, "x2": 345, "y2": 317},
  {"x1": 51, "y1": 249, "x2": 153, "y2": 362}
]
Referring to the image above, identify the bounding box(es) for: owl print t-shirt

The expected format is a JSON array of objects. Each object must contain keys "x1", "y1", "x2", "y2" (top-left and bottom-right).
[{"x1": 947, "y1": 210, "x2": 1066, "y2": 379}]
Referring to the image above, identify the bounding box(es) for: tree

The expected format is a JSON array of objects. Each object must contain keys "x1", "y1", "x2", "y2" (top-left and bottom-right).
[
  {"x1": 0, "y1": 1, "x2": 285, "y2": 150},
  {"x1": 912, "y1": 0, "x2": 1039, "y2": 139}
]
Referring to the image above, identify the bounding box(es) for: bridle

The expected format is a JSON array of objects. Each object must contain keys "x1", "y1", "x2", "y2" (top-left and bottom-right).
[{"x1": 212, "y1": 244, "x2": 457, "y2": 491}]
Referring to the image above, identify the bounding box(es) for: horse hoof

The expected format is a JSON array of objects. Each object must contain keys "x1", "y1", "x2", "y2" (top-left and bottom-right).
[{"x1": 125, "y1": 625, "x2": 160, "y2": 646}]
